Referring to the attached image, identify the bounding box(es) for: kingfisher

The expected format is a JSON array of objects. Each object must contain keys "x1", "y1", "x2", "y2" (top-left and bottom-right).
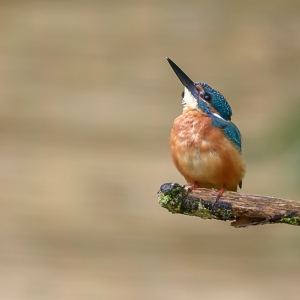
[{"x1": 166, "y1": 57, "x2": 245, "y2": 198}]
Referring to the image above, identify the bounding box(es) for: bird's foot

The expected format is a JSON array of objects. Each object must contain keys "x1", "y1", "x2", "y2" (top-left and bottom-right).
[
  {"x1": 183, "y1": 183, "x2": 200, "y2": 192},
  {"x1": 216, "y1": 186, "x2": 226, "y2": 202}
]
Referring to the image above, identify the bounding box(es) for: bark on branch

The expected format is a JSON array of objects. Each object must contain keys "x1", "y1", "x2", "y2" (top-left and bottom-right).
[{"x1": 157, "y1": 182, "x2": 300, "y2": 228}]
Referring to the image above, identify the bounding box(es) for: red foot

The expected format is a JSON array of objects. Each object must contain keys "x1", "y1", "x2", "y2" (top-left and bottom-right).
[
  {"x1": 216, "y1": 186, "x2": 226, "y2": 202},
  {"x1": 184, "y1": 183, "x2": 200, "y2": 192}
]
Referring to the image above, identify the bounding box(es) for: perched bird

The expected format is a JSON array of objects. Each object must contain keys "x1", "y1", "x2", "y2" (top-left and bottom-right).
[{"x1": 166, "y1": 57, "x2": 245, "y2": 198}]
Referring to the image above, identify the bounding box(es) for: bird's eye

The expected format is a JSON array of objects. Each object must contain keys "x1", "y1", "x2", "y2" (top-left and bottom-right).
[
  {"x1": 202, "y1": 93, "x2": 211, "y2": 101},
  {"x1": 181, "y1": 91, "x2": 185, "y2": 98}
]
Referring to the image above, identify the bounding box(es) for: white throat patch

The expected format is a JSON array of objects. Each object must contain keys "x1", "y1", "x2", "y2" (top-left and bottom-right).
[{"x1": 182, "y1": 87, "x2": 198, "y2": 111}]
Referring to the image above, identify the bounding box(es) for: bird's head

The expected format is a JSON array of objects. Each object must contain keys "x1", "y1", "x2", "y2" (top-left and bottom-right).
[{"x1": 166, "y1": 57, "x2": 232, "y2": 121}]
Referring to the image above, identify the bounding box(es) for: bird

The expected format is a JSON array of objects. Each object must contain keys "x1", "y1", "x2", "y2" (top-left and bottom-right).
[{"x1": 166, "y1": 57, "x2": 245, "y2": 199}]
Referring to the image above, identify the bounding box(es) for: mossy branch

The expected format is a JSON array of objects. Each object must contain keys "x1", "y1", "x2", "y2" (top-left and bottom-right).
[{"x1": 158, "y1": 183, "x2": 300, "y2": 228}]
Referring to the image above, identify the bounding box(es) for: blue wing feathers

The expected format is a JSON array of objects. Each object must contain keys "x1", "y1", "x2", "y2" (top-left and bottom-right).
[
  {"x1": 222, "y1": 122, "x2": 242, "y2": 152},
  {"x1": 211, "y1": 115, "x2": 242, "y2": 152}
]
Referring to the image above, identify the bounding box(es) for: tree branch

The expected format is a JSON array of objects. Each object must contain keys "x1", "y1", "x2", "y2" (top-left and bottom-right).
[{"x1": 157, "y1": 182, "x2": 300, "y2": 228}]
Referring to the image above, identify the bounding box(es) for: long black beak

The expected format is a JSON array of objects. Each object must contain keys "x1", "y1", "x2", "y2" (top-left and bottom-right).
[{"x1": 166, "y1": 57, "x2": 199, "y2": 100}]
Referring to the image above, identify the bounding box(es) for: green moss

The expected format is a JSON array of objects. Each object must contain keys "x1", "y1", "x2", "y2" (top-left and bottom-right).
[
  {"x1": 158, "y1": 183, "x2": 234, "y2": 221},
  {"x1": 158, "y1": 183, "x2": 186, "y2": 213},
  {"x1": 211, "y1": 202, "x2": 234, "y2": 221},
  {"x1": 279, "y1": 215, "x2": 300, "y2": 226}
]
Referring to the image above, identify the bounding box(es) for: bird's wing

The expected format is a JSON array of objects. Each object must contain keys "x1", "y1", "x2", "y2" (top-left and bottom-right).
[
  {"x1": 211, "y1": 116, "x2": 242, "y2": 152},
  {"x1": 222, "y1": 122, "x2": 242, "y2": 152}
]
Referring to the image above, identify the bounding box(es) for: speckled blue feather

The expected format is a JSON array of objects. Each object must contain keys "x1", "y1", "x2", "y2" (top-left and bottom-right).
[{"x1": 195, "y1": 82, "x2": 232, "y2": 121}]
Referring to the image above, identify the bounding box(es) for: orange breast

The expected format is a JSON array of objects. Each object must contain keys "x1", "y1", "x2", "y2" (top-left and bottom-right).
[{"x1": 170, "y1": 110, "x2": 245, "y2": 191}]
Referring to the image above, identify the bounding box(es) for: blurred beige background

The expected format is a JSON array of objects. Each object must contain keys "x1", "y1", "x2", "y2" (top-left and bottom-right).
[{"x1": 0, "y1": 1, "x2": 300, "y2": 299}]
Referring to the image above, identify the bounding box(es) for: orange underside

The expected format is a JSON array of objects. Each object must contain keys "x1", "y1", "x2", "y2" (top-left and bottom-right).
[{"x1": 170, "y1": 110, "x2": 245, "y2": 192}]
